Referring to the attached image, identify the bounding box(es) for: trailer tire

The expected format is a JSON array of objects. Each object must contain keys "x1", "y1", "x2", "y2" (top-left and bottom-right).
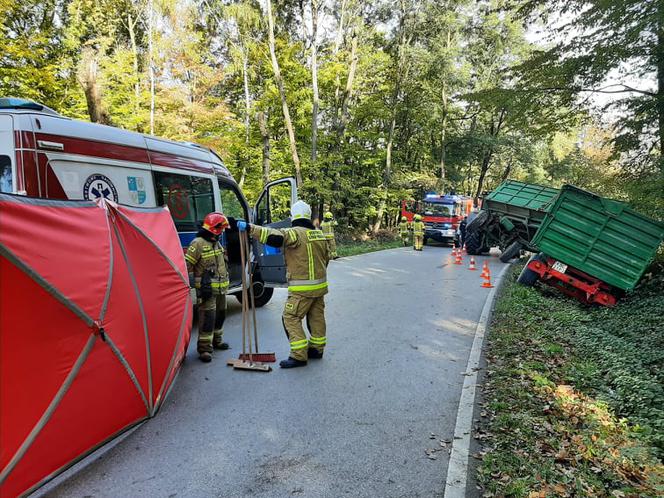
[
  {"x1": 517, "y1": 253, "x2": 544, "y2": 287},
  {"x1": 466, "y1": 210, "x2": 489, "y2": 232},
  {"x1": 465, "y1": 229, "x2": 485, "y2": 255},
  {"x1": 234, "y1": 281, "x2": 274, "y2": 307},
  {"x1": 500, "y1": 241, "x2": 522, "y2": 263}
]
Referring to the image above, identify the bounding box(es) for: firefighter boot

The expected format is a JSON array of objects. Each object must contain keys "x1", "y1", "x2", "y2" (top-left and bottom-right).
[
  {"x1": 308, "y1": 348, "x2": 324, "y2": 359},
  {"x1": 280, "y1": 357, "x2": 308, "y2": 368},
  {"x1": 199, "y1": 352, "x2": 212, "y2": 363}
]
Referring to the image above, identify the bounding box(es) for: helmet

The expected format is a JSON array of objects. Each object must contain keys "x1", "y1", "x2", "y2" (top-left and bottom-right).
[
  {"x1": 401, "y1": 216, "x2": 407, "y2": 222},
  {"x1": 324, "y1": 211, "x2": 333, "y2": 220},
  {"x1": 414, "y1": 214, "x2": 422, "y2": 221},
  {"x1": 202, "y1": 212, "x2": 229, "y2": 235},
  {"x1": 291, "y1": 200, "x2": 312, "y2": 220}
]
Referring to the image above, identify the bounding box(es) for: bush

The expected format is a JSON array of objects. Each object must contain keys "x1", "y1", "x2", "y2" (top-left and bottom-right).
[{"x1": 373, "y1": 229, "x2": 399, "y2": 243}]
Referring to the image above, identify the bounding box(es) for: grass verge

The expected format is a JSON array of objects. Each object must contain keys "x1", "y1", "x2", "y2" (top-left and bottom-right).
[
  {"x1": 336, "y1": 239, "x2": 403, "y2": 257},
  {"x1": 476, "y1": 262, "x2": 664, "y2": 497}
]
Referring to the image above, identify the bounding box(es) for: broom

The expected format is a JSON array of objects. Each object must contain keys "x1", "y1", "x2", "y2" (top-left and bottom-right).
[{"x1": 227, "y1": 230, "x2": 274, "y2": 371}]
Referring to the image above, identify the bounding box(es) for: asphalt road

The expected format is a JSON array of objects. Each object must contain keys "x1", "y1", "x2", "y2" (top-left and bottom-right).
[{"x1": 40, "y1": 245, "x2": 502, "y2": 498}]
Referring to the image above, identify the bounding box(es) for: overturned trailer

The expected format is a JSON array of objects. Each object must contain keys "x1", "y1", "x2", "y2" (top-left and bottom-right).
[{"x1": 517, "y1": 185, "x2": 664, "y2": 306}]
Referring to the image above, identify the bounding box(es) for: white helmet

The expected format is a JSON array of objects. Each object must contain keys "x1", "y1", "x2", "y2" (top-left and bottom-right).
[{"x1": 291, "y1": 200, "x2": 312, "y2": 220}]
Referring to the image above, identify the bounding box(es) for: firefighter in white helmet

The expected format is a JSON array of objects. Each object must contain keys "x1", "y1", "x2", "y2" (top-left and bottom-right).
[{"x1": 237, "y1": 201, "x2": 330, "y2": 368}]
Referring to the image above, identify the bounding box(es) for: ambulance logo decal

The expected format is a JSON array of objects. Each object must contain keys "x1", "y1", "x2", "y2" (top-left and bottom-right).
[{"x1": 83, "y1": 174, "x2": 118, "y2": 202}]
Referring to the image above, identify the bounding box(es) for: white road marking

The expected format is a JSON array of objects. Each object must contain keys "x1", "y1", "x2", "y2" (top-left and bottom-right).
[{"x1": 444, "y1": 264, "x2": 510, "y2": 497}]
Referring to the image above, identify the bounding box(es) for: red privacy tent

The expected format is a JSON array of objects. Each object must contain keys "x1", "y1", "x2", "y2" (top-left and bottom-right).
[{"x1": 0, "y1": 195, "x2": 192, "y2": 497}]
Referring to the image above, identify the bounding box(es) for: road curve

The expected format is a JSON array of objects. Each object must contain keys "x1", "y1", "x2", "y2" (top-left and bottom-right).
[{"x1": 40, "y1": 246, "x2": 503, "y2": 498}]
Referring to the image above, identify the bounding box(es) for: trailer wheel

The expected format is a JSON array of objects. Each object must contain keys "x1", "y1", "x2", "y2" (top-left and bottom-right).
[
  {"x1": 517, "y1": 253, "x2": 544, "y2": 287},
  {"x1": 466, "y1": 210, "x2": 489, "y2": 232},
  {"x1": 465, "y1": 229, "x2": 485, "y2": 255},
  {"x1": 500, "y1": 241, "x2": 522, "y2": 263}
]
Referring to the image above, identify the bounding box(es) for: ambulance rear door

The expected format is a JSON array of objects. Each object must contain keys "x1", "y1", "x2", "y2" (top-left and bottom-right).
[{"x1": 252, "y1": 177, "x2": 298, "y2": 286}]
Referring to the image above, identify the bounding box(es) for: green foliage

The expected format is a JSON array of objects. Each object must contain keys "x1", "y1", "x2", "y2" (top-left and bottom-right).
[
  {"x1": 1, "y1": 0, "x2": 661, "y2": 230},
  {"x1": 477, "y1": 263, "x2": 664, "y2": 496}
]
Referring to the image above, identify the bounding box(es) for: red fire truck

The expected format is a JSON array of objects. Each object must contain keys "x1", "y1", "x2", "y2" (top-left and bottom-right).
[{"x1": 401, "y1": 193, "x2": 474, "y2": 245}]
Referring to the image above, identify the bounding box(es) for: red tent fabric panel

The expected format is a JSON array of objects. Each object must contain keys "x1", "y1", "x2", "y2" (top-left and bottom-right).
[
  {"x1": 111, "y1": 212, "x2": 191, "y2": 406},
  {"x1": 0, "y1": 258, "x2": 92, "y2": 475},
  {"x1": 115, "y1": 206, "x2": 188, "y2": 278},
  {"x1": 2, "y1": 339, "x2": 148, "y2": 498},
  {"x1": 0, "y1": 201, "x2": 109, "y2": 320},
  {"x1": 0, "y1": 195, "x2": 191, "y2": 497},
  {"x1": 101, "y1": 230, "x2": 151, "y2": 403}
]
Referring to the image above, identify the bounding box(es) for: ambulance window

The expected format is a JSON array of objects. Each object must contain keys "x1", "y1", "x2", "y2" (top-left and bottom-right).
[
  {"x1": 218, "y1": 183, "x2": 246, "y2": 219},
  {"x1": 0, "y1": 155, "x2": 12, "y2": 193},
  {"x1": 153, "y1": 172, "x2": 214, "y2": 232}
]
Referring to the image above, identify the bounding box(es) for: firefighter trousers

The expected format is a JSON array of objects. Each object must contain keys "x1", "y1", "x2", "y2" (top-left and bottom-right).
[
  {"x1": 282, "y1": 294, "x2": 326, "y2": 361},
  {"x1": 400, "y1": 233, "x2": 409, "y2": 246},
  {"x1": 198, "y1": 293, "x2": 227, "y2": 354},
  {"x1": 414, "y1": 234, "x2": 424, "y2": 250}
]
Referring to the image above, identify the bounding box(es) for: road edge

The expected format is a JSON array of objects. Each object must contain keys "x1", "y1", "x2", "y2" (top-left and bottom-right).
[{"x1": 444, "y1": 263, "x2": 510, "y2": 497}]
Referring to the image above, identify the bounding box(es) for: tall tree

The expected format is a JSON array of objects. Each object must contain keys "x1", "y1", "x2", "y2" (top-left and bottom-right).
[
  {"x1": 516, "y1": 0, "x2": 663, "y2": 172},
  {"x1": 265, "y1": 0, "x2": 303, "y2": 186}
]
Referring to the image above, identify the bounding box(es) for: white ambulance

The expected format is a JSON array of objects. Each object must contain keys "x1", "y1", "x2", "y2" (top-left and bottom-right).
[{"x1": 0, "y1": 97, "x2": 295, "y2": 306}]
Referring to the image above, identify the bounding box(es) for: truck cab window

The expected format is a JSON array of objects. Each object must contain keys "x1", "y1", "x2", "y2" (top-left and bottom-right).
[{"x1": 0, "y1": 155, "x2": 12, "y2": 193}]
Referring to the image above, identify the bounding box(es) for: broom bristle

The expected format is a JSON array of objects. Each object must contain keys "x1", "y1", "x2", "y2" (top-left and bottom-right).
[{"x1": 238, "y1": 352, "x2": 276, "y2": 363}]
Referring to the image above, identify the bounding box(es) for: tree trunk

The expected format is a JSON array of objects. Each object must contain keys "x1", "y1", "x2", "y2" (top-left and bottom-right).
[
  {"x1": 439, "y1": 84, "x2": 448, "y2": 187},
  {"x1": 311, "y1": 0, "x2": 319, "y2": 163},
  {"x1": 257, "y1": 111, "x2": 271, "y2": 186},
  {"x1": 332, "y1": 0, "x2": 348, "y2": 106},
  {"x1": 372, "y1": 0, "x2": 411, "y2": 234},
  {"x1": 474, "y1": 108, "x2": 507, "y2": 200},
  {"x1": 78, "y1": 49, "x2": 111, "y2": 125},
  {"x1": 148, "y1": 0, "x2": 155, "y2": 135},
  {"x1": 242, "y1": 50, "x2": 251, "y2": 145},
  {"x1": 127, "y1": 12, "x2": 140, "y2": 123},
  {"x1": 337, "y1": 33, "x2": 358, "y2": 139},
  {"x1": 266, "y1": 0, "x2": 302, "y2": 186}
]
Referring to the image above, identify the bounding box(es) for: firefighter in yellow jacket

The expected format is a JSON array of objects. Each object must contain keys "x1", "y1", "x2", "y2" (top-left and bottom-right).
[
  {"x1": 412, "y1": 214, "x2": 425, "y2": 251},
  {"x1": 320, "y1": 211, "x2": 338, "y2": 258},
  {"x1": 398, "y1": 216, "x2": 410, "y2": 246},
  {"x1": 237, "y1": 201, "x2": 329, "y2": 368},
  {"x1": 185, "y1": 212, "x2": 230, "y2": 363}
]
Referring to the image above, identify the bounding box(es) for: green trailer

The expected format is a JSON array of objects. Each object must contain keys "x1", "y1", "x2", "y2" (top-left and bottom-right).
[
  {"x1": 465, "y1": 180, "x2": 560, "y2": 261},
  {"x1": 520, "y1": 185, "x2": 664, "y2": 306}
]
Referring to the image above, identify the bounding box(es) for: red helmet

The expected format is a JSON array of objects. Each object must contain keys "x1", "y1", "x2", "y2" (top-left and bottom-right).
[{"x1": 202, "y1": 212, "x2": 229, "y2": 235}]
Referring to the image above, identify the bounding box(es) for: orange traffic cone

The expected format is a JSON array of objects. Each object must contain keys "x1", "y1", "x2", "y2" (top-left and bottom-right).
[
  {"x1": 468, "y1": 256, "x2": 477, "y2": 271},
  {"x1": 463, "y1": 243, "x2": 467, "y2": 254},
  {"x1": 481, "y1": 264, "x2": 494, "y2": 288},
  {"x1": 480, "y1": 261, "x2": 488, "y2": 278},
  {"x1": 454, "y1": 248, "x2": 463, "y2": 265}
]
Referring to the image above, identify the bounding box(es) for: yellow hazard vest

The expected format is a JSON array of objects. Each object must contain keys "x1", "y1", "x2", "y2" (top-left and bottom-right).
[
  {"x1": 320, "y1": 220, "x2": 336, "y2": 240},
  {"x1": 412, "y1": 221, "x2": 425, "y2": 236},
  {"x1": 399, "y1": 221, "x2": 410, "y2": 235}
]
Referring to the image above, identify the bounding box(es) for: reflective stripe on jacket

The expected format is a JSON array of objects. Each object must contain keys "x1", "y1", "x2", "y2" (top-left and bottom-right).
[
  {"x1": 185, "y1": 237, "x2": 229, "y2": 295},
  {"x1": 251, "y1": 224, "x2": 330, "y2": 297},
  {"x1": 412, "y1": 221, "x2": 425, "y2": 236}
]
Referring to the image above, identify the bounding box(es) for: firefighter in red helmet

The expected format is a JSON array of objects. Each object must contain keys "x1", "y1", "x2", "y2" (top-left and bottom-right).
[{"x1": 185, "y1": 212, "x2": 231, "y2": 362}]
